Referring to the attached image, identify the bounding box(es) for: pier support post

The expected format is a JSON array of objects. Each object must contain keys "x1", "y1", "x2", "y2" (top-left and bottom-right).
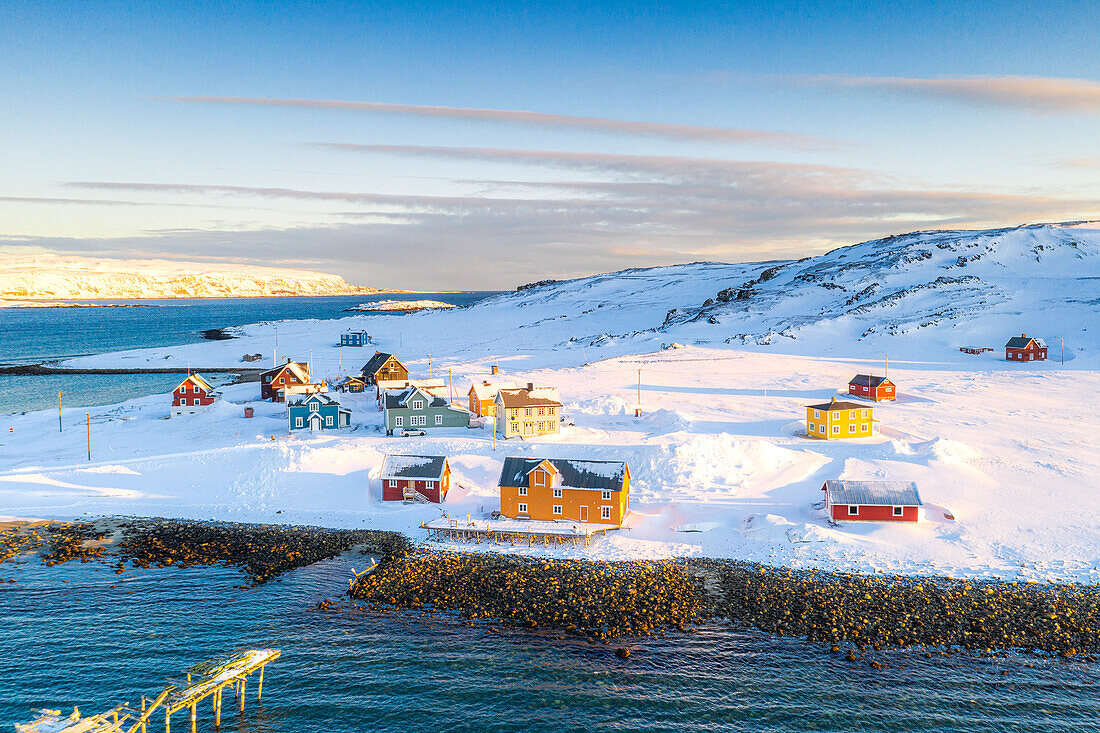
[
  {"x1": 258, "y1": 666, "x2": 264, "y2": 702},
  {"x1": 165, "y1": 710, "x2": 171, "y2": 733},
  {"x1": 190, "y1": 704, "x2": 197, "y2": 733},
  {"x1": 215, "y1": 689, "x2": 222, "y2": 727},
  {"x1": 239, "y1": 680, "x2": 246, "y2": 713}
]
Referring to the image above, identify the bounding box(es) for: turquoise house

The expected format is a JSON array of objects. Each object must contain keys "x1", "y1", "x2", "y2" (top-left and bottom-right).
[{"x1": 288, "y1": 393, "x2": 352, "y2": 432}]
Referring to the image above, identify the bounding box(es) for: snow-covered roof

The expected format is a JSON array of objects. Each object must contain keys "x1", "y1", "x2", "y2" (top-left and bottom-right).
[
  {"x1": 380, "y1": 454, "x2": 449, "y2": 480},
  {"x1": 263, "y1": 360, "x2": 310, "y2": 383},
  {"x1": 383, "y1": 386, "x2": 450, "y2": 410},
  {"x1": 806, "y1": 398, "x2": 868, "y2": 412},
  {"x1": 496, "y1": 386, "x2": 562, "y2": 408},
  {"x1": 498, "y1": 457, "x2": 628, "y2": 492},
  {"x1": 823, "y1": 480, "x2": 922, "y2": 507},
  {"x1": 469, "y1": 379, "x2": 519, "y2": 400},
  {"x1": 289, "y1": 392, "x2": 341, "y2": 407},
  {"x1": 361, "y1": 352, "x2": 405, "y2": 377},
  {"x1": 176, "y1": 373, "x2": 214, "y2": 392},
  {"x1": 849, "y1": 374, "x2": 892, "y2": 388}
]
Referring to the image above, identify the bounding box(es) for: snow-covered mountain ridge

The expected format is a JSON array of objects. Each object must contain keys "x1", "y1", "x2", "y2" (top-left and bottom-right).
[
  {"x1": 475, "y1": 221, "x2": 1100, "y2": 358},
  {"x1": 0, "y1": 255, "x2": 376, "y2": 301}
]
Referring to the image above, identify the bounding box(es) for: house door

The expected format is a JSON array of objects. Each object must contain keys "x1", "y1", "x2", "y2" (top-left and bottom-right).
[
  {"x1": 580, "y1": 505, "x2": 588, "y2": 522},
  {"x1": 309, "y1": 414, "x2": 323, "y2": 431}
]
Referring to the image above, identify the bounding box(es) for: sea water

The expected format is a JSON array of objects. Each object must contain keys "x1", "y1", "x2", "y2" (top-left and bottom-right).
[
  {"x1": 0, "y1": 293, "x2": 498, "y2": 414},
  {"x1": 1, "y1": 556, "x2": 1097, "y2": 733}
]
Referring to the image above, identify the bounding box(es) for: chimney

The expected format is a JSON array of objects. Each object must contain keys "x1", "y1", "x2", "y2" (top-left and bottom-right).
[
  {"x1": 491, "y1": 365, "x2": 499, "y2": 375},
  {"x1": 1021, "y1": 333, "x2": 1026, "y2": 338},
  {"x1": 527, "y1": 382, "x2": 535, "y2": 391},
  {"x1": 830, "y1": 396, "x2": 837, "y2": 405},
  {"x1": 285, "y1": 356, "x2": 291, "y2": 364}
]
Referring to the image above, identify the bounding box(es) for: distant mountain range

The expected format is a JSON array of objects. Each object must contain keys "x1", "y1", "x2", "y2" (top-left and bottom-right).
[{"x1": 0, "y1": 256, "x2": 380, "y2": 302}]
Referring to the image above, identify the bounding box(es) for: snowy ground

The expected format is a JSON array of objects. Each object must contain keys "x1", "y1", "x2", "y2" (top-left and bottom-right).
[{"x1": 2, "y1": 223, "x2": 1098, "y2": 583}]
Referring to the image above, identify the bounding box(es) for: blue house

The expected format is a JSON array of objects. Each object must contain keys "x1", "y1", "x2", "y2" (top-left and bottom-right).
[
  {"x1": 340, "y1": 330, "x2": 370, "y2": 347},
  {"x1": 288, "y1": 393, "x2": 352, "y2": 432}
]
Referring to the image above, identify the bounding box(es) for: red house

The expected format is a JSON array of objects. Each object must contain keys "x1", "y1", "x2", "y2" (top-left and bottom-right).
[
  {"x1": 822, "y1": 480, "x2": 923, "y2": 523},
  {"x1": 848, "y1": 374, "x2": 896, "y2": 401},
  {"x1": 260, "y1": 359, "x2": 312, "y2": 401},
  {"x1": 380, "y1": 454, "x2": 451, "y2": 503},
  {"x1": 171, "y1": 373, "x2": 215, "y2": 417},
  {"x1": 1005, "y1": 334, "x2": 1047, "y2": 362}
]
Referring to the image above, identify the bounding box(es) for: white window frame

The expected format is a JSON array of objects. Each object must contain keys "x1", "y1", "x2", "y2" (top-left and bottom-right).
[
  {"x1": 602, "y1": 490, "x2": 611, "y2": 501},
  {"x1": 848, "y1": 424, "x2": 856, "y2": 434},
  {"x1": 892, "y1": 506, "x2": 903, "y2": 517},
  {"x1": 519, "y1": 486, "x2": 528, "y2": 496},
  {"x1": 518, "y1": 503, "x2": 528, "y2": 514},
  {"x1": 295, "y1": 417, "x2": 303, "y2": 427},
  {"x1": 394, "y1": 416, "x2": 403, "y2": 427},
  {"x1": 553, "y1": 505, "x2": 562, "y2": 516},
  {"x1": 861, "y1": 409, "x2": 868, "y2": 418},
  {"x1": 325, "y1": 415, "x2": 333, "y2": 427},
  {"x1": 848, "y1": 505, "x2": 859, "y2": 516},
  {"x1": 813, "y1": 409, "x2": 820, "y2": 419},
  {"x1": 535, "y1": 473, "x2": 545, "y2": 487},
  {"x1": 848, "y1": 410, "x2": 856, "y2": 419},
  {"x1": 412, "y1": 400, "x2": 424, "y2": 410},
  {"x1": 601, "y1": 506, "x2": 611, "y2": 520},
  {"x1": 426, "y1": 480, "x2": 435, "y2": 489},
  {"x1": 435, "y1": 414, "x2": 443, "y2": 425},
  {"x1": 309, "y1": 401, "x2": 319, "y2": 412},
  {"x1": 553, "y1": 487, "x2": 562, "y2": 498},
  {"x1": 860, "y1": 424, "x2": 869, "y2": 433},
  {"x1": 832, "y1": 426, "x2": 840, "y2": 435}
]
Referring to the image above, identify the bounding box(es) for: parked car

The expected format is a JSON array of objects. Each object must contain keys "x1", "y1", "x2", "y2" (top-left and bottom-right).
[{"x1": 401, "y1": 428, "x2": 427, "y2": 437}]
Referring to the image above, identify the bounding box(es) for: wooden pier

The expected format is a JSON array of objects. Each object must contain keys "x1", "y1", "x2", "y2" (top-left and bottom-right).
[
  {"x1": 15, "y1": 649, "x2": 280, "y2": 733},
  {"x1": 422, "y1": 515, "x2": 616, "y2": 549}
]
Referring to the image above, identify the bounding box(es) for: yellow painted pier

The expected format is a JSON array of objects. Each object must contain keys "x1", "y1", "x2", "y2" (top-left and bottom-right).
[{"x1": 15, "y1": 649, "x2": 280, "y2": 733}]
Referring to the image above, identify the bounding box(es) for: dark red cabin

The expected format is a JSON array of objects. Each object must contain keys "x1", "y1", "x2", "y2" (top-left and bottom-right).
[{"x1": 380, "y1": 454, "x2": 451, "y2": 503}]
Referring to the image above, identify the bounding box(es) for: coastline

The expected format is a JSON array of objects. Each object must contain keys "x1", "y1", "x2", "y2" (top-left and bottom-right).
[{"x1": 5, "y1": 516, "x2": 1097, "y2": 659}]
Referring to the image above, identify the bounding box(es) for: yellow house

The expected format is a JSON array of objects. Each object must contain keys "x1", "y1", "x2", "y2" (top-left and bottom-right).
[
  {"x1": 467, "y1": 378, "x2": 519, "y2": 417},
  {"x1": 495, "y1": 384, "x2": 562, "y2": 439},
  {"x1": 805, "y1": 397, "x2": 875, "y2": 439},
  {"x1": 498, "y1": 457, "x2": 630, "y2": 525}
]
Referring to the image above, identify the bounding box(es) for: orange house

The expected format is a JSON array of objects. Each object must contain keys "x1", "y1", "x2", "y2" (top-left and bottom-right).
[
  {"x1": 468, "y1": 379, "x2": 518, "y2": 417},
  {"x1": 497, "y1": 457, "x2": 630, "y2": 526}
]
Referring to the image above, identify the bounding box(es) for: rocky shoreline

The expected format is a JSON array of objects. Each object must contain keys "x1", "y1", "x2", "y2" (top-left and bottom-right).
[{"x1": 4, "y1": 518, "x2": 1098, "y2": 658}]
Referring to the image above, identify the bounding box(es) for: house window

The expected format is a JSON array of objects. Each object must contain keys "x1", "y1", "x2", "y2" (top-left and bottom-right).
[
  {"x1": 519, "y1": 486, "x2": 528, "y2": 496},
  {"x1": 601, "y1": 506, "x2": 611, "y2": 520},
  {"x1": 848, "y1": 424, "x2": 855, "y2": 434},
  {"x1": 426, "y1": 480, "x2": 435, "y2": 489},
  {"x1": 832, "y1": 426, "x2": 840, "y2": 435},
  {"x1": 553, "y1": 488, "x2": 562, "y2": 498},
  {"x1": 538, "y1": 407, "x2": 545, "y2": 416},
  {"x1": 548, "y1": 407, "x2": 556, "y2": 415},
  {"x1": 416, "y1": 415, "x2": 427, "y2": 426},
  {"x1": 848, "y1": 410, "x2": 856, "y2": 419},
  {"x1": 295, "y1": 417, "x2": 303, "y2": 427},
  {"x1": 525, "y1": 408, "x2": 532, "y2": 416},
  {"x1": 518, "y1": 503, "x2": 528, "y2": 514},
  {"x1": 893, "y1": 506, "x2": 904, "y2": 517},
  {"x1": 860, "y1": 424, "x2": 869, "y2": 433},
  {"x1": 326, "y1": 416, "x2": 333, "y2": 426},
  {"x1": 394, "y1": 416, "x2": 403, "y2": 427},
  {"x1": 553, "y1": 505, "x2": 562, "y2": 516},
  {"x1": 413, "y1": 400, "x2": 424, "y2": 410},
  {"x1": 535, "y1": 473, "x2": 545, "y2": 487},
  {"x1": 861, "y1": 410, "x2": 868, "y2": 418},
  {"x1": 511, "y1": 422, "x2": 518, "y2": 432},
  {"x1": 848, "y1": 505, "x2": 859, "y2": 516},
  {"x1": 279, "y1": 377, "x2": 285, "y2": 384},
  {"x1": 602, "y1": 491, "x2": 611, "y2": 501},
  {"x1": 537, "y1": 421, "x2": 545, "y2": 431},
  {"x1": 435, "y1": 414, "x2": 443, "y2": 425},
  {"x1": 310, "y1": 402, "x2": 319, "y2": 412},
  {"x1": 813, "y1": 409, "x2": 820, "y2": 419},
  {"x1": 264, "y1": 376, "x2": 271, "y2": 382}
]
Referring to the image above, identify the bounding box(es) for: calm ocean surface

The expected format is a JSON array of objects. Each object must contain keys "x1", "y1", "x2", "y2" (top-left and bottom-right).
[
  {"x1": 2, "y1": 556, "x2": 1098, "y2": 733},
  {"x1": 0, "y1": 293, "x2": 497, "y2": 414}
]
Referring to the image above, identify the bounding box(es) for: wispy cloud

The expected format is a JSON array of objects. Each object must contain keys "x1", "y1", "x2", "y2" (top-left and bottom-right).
[
  {"x1": 794, "y1": 75, "x2": 1100, "y2": 113},
  {"x1": 166, "y1": 95, "x2": 839, "y2": 150}
]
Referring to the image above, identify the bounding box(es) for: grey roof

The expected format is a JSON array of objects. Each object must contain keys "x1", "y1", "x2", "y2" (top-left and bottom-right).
[
  {"x1": 807, "y1": 399, "x2": 868, "y2": 411},
  {"x1": 383, "y1": 386, "x2": 449, "y2": 410},
  {"x1": 849, "y1": 374, "x2": 892, "y2": 388},
  {"x1": 822, "y1": 480, "x2": 922, "y2": 507},
  {"x1": 380, "y1": 454, "x2": 448, "y2": 480},
  {"x1": 1005, "y1": 335, "x2": 1040, "y2": 349},
  {"x1": 361, "y1": 352, "x2": 401, "y2": 377},
  {"x1": 498, "y1": 457, "x2": 628, "y2": 492},
  {"x1": 289, "y1": 392, "x2": 341, "y2": 407}
]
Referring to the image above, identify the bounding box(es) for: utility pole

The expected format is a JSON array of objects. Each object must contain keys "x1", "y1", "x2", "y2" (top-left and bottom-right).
[
  {"x1": 448, "y1": 368, "x2": 454, "y2": 405},
  {"x1": 274, "y1": 325, "x2": 279, "y2": 366},
  {"x1": 636, "y1": 367, "x2": 642, "y2": 417},
  {"x1": 884, "y1": 352, "x2": 889, "y2": 378},
  {"x1": 86, "y1": 412, "x2": 91, "y2": 461},
  {"x1": 428, "y1": 354, "x2": 432, "y2": 379},
  {"x1": 58, "y1": 392, "x2": 63, "y2": 432},
  {"x1": 1061, "y1": 337, "x2": 1064, "y2": 365}
]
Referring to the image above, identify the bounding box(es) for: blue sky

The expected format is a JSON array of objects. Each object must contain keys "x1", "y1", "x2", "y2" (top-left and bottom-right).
[{"x1": 2, "y1": 0, "x2": 1099, "y2": 288}]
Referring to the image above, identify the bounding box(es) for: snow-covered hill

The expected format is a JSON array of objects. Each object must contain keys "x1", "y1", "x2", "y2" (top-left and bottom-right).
[
  {"x1": 0, "y1": 255, "x2": 375, "y2": 301},
  {"x1": 458, "y1": 221, "x2": 1100, "y2": 360}
]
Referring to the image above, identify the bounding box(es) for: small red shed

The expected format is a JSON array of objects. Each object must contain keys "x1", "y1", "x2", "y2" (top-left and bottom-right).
[
  {"x1": 380, "y1": 454, "x2": 451, "y2": 503},
  {"x1": 848, "y1": 374, "x2": 896, "y2": 401},
  {"x1": 822, "y1": 480, "x2": 923, "y2": 523},
  {"x1": 244, "y1": 407, "x2": 255, "y2": 418},
  {"x1": 1005, "y1": 334, "x2": 1047, "y2": 362}
]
